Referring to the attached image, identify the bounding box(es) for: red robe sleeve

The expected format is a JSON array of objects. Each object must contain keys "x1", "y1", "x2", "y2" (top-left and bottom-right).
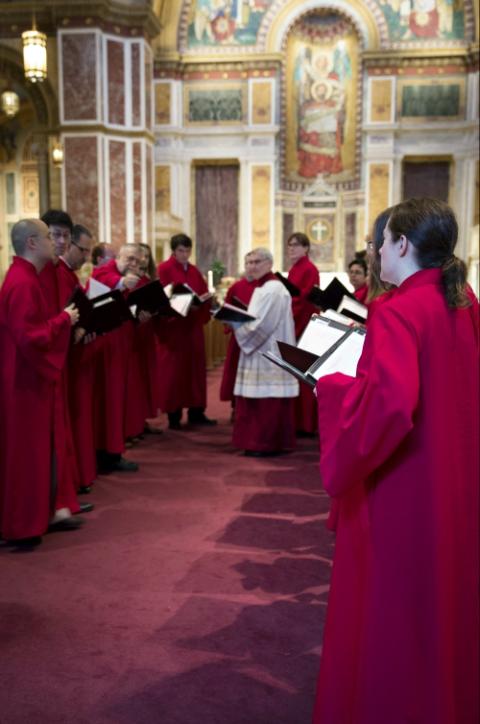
[
  {"x1": 316, "y1": 303, "x2": 420, "y2": 497},
  {"x1": 4, "y1": 282, "x2": 71, "y2": 383}
]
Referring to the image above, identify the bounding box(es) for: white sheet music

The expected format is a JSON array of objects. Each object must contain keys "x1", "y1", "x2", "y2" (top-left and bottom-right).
[
  {"x1": 170, "y1": 294, "x2": 193, "y2": 317},
  {"x1": 298, "y1": 317, "x2": 346, "y2": 356},
  {"x1": 87, "y1": 278, "x2": 110, "y2": 300},
  {"x1": 311, "y1": 331, "x2": 365, "y2": 380},
  {"x1": 337, "y1": 295, "x2": 368, "y2": 320}
]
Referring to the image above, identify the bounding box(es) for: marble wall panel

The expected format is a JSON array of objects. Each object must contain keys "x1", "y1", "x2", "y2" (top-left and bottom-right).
[
  {"x1": 251, "y1": 165, "x2": 271, "y2": 248},
  {"x1": 64, "y1": 136, "x2": 99, "y2": 239},
  {"x1": 62, "y1": 33, "x2": 97, "y2": 121},
  {"x1": 107, "y1": 40, "x2": 125, "y2": 125},
  {"x1": 133, "y1": 142, "x2": 142, "y2": 243},
  {"x1": 155, "y1": 82, "x2": 171, "y2": 125},
  {"x1": 368, "y1": 163, "x2": 390, "y2": 233},
  {"x1": 131, "y1": 43, "x2": 142, "y2": 127},
  {"x1": 155, "y1": 165, "x2": 170, "y2": 214},
  {"x1": 146, "y1": 144, "x2": 153, "y2": 242},
  {"x1": 370, "y1": 79, "x2": 393, "y2": 123},
  {"x1": 109, "y1": 140, "x2": 127, "y2": 246},
  {"x1": 145, "y1": 47, "x2": 153, "y2": 131},
  {"x1": 252, "y1": 81, "x2": 272, "y2": 124}
]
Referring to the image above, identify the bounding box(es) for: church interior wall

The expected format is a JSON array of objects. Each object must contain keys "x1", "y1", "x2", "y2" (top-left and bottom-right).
[{"x1": 0, "y1": 0, "x2": 478, "y2": 285}]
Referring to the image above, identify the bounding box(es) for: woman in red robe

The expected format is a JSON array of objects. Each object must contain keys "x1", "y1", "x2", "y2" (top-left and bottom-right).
[
  {"x1": 313, "y1": 197, "x2": 479, "y2": 724},
  {"x1": 0, "y1": 219, "x2": 77, "y2": 547},
  {"x1": 347, "y1": 257, "x2": 369, "y2": 305},
  {"x1": 287, "y1": 232, "x2": 320, "y2": 435}
]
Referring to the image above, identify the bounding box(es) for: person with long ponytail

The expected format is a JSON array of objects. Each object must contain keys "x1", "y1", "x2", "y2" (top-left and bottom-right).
[{"x1": 312, "y1": 197, "x2": 479, "y2": 724}]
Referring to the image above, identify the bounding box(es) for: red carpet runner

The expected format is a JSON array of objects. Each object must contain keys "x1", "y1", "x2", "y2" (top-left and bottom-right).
[{"x1": 0, "y1": 369, "x2": 333, "y2": 724}]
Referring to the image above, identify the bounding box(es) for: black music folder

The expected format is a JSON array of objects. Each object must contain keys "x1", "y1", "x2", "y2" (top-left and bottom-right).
[
  {"x1": 231, "y1": 295, "x2": 248, "y2": 311},
  {"x1": 307, "y1": 277, "x2": 355, "y2": 310},
  {"x1": 263, "y1": 315, "x2": 366, "y2": 387},
  {"x1": 274, "y1": 272, "x2": 301, "y2": 297},
  {"x1": 128, "y1": 280, "x2": 172, "y2": 316},
  {"x1": 69, "y1": 286, "x2": 133, "y2": 335},
  {"x1": 172, "y1": 283, "x2": 213, "y2": 306},
  {"x1": 213, "y1": 303, "x2": 256, "y2": 324}
]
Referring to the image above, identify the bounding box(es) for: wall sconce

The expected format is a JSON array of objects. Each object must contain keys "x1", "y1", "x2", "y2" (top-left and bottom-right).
[
  {"x1": 52, "y1": 142, "x2": 64, "y2": 167},
  {"x1": 1, "y1": 90, "x2": 20, "y2": 117},
  {"x1": 22, "y1": 22, "x2": 47, "y2": 83}
]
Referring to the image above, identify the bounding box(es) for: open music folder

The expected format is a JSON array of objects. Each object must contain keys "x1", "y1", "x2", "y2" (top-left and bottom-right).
[
  {"x1": 263, "y1": 314, "x2": 366, "y2": 387},
  {"x1": 127, "y1": 280, "x2": 172, "y2": 317},
  {"x1": 274, "y1": 272, "x2": 301, "y2": 297},
  {"x1": 213, "y1": 302, "x2": 256, "y2": 325},
  {"x1": 69, "y1": 286, "x2": 134, "y2": 335}
]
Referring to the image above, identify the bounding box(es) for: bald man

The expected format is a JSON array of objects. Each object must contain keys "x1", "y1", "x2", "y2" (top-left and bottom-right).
[
  {"x1": 91, "y1": 244, "x2": 141, "y2": 473},
  {"x1": 0, "y1": 219, "x2": 79, "y2": 549}
]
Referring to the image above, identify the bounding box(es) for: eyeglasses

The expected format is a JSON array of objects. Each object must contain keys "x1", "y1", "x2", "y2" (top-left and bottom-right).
[
  {"x1": 72, "y1": 240, "x2": 90, "y2": 254},
  {"x1": 287, "y1": 241, "x2": 302, "y2": 248}
]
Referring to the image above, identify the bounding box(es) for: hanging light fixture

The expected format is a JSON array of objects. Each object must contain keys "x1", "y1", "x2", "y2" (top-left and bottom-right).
[
  {"x1": 22, "y1": 17, "x2": 47, "y2": 83},
  {"x1": 52, "y1": 141, "x2": 64, "y2": 167},
  {"x1": 1, "y1": 89, "x2": 20, "y2": 117}
]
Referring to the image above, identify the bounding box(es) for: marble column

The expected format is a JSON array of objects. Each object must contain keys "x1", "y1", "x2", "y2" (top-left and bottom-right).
[{"x1": 58, "y1": 26, "x2": 154, "y2": 247}]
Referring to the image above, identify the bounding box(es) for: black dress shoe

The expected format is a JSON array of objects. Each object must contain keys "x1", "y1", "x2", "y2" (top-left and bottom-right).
[
  {"x1": 188, "y1": 415, "x2": 217, "y2": 426},
  {"x1": 48, "y1": 517, "x2": 84, "y2": 532},
  {"x1": 7, "y1": 536, "x2": 42, "y2": 550},
  {"x1": 113, "y1": 457, "x2": 139, "y2": 472},
  {"x1": 77, "y1": 502, "x2": 94, "y2": 514},
  {"x1": 78, "y1": 485, "x2": 92, "y2": 495},
  {"x1": 244, "y1": 450, "x2": 282, "y2": 457},
  {"x1": 168, "y1": 422, "x2": 184, "y2": 431}
]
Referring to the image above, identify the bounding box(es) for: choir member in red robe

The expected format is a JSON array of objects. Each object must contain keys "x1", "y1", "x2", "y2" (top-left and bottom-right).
[
  {"x1": 137, "y1": 244, "x2": 163, "y2": 431},
  {"x1": 286, "y1": 232, "x2": 320, "y2": 435},
  {"x1": 57, "y1": 224, "x2": 98, "y2": 494},
  {"x1": 91, "y1": 244, "x2": 141, "y2": 473},
  {"x1": 313, "y1": 197, "x2": 479, "y2": 724},
  {"x1": 219, "y1": 252, "x2": 257, "y2": 405},
  {"x1": 0, "y1": 220, "x2": 79, "y2": 548},
  {"x1": 40, "y1": 209, "x2": 90, "y2": 519},
  {"x1": 347, "y1": 257, "x2": 369, "y2": 305},
  {"x1": 156, "y1": 234, "x2": 216, "y2": 429}
]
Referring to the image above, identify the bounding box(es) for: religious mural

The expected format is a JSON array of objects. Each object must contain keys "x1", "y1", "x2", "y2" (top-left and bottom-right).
[
  {"x1": 375, "y1": 0, "x2": 465, "y2": 41},
  {"x1": 285, "y1": 13, "x2": 359, "y2": 186},
  {"x1": 187, "y1": 0, "x2": 273, "y2": 46}
]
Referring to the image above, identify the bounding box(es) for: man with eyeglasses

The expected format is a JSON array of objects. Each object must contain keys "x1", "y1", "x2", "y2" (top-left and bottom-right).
[
  {"x1": 57, "y1": 224, "x2": 98, "y2": 496},
  {"x1": 0, "y1": 219, "x2": 80, "y2": 549},
  {"x1": 39, "y1": 209, "x2": 93, "y2": 524},
  {"x1": 91, "y1": 244, "x2": 142, "y2": 474}
]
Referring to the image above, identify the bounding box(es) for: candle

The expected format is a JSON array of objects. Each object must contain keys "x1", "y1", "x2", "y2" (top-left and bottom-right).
[{"x1": 207, "y1": 269, "x2": 214, "y2": 292}]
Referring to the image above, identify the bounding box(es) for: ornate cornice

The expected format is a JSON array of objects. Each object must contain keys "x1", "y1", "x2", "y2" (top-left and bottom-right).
[{"x1": 0, "y1": 1, "x2": 162, "y2": 40}]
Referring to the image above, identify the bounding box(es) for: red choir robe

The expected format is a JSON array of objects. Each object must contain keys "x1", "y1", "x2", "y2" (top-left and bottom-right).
[
  {"x1": 124, "y1": 274, "x2": 159, "y2": 438},
  {"x1": 0, "y1": 258, "x2": 71, "y2": 540},
  {"x1": 56, "y1": 258, "x2": 98, "y2": 489},
  {"x1": 313, "y1": 269, "x2": 479, "y2": 724},
  {"x1": 91, "y1": 259, "x2": 134, "y2": 454},
  {"x1": 219, "y1": 276, "x2": 257, "y2": 402},
  {"x1": 38, "y1": 261, "x2": 81, "y2": 513},
  {"x1": 353, "y1": 283, "x2": 368, "y2": 305},
  {"x1": 156, "y1": 255, "x2": 211, "y2": 412},
  {"x1": 288, "y1": 255, "x2": 320, "y2": 434}
]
